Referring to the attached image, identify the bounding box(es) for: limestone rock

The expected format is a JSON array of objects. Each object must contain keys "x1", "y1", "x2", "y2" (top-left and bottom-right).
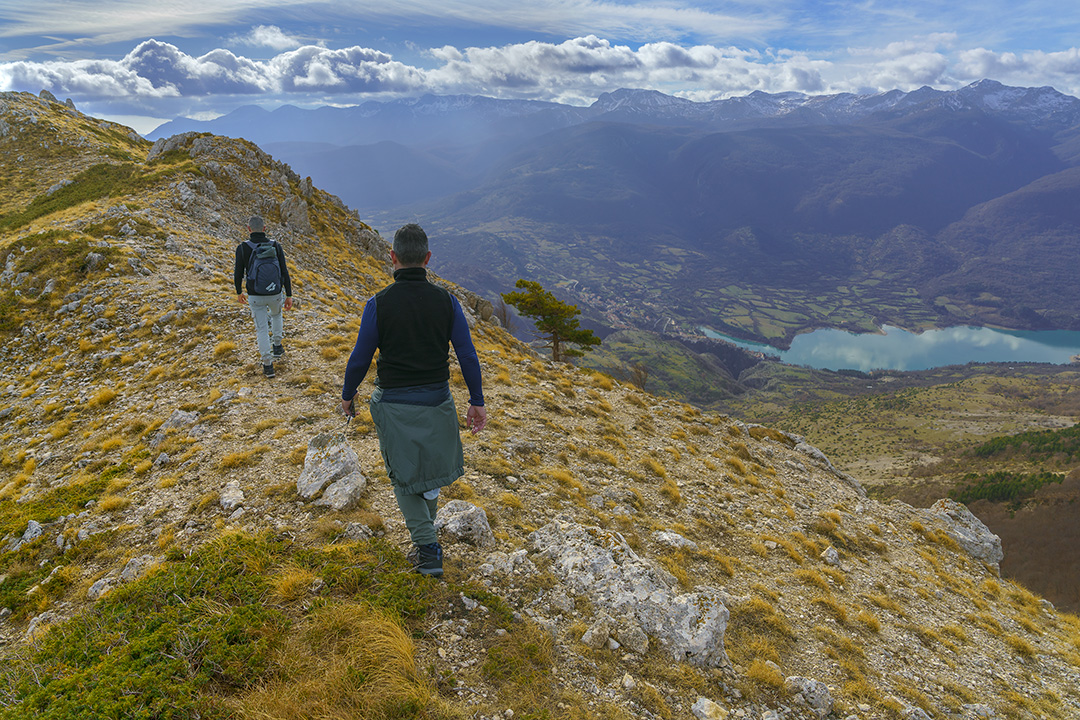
[
  {"x1": 580, "y1": 613, "x2": 613, "y2": 649},
  {"x1": 25, "y1": 610, "x2": 60, "y2": 639},
  {"x1": 926, "y1": 499, "x2": 1004, "y2": 570},
  {"x1": 87, "y1": 575, "x2": 116, "y2": 601},
  {"x1": 435, "y1": 499, "x2": 495, "y2": 547},
  {"x1": 481, "y1": 549, "x2": 536, "y2": 576},
  {"x1": 795, "y1": 440, "x2": 866, "y2": 496},
  {"x1": 653, "y1": 530, "x2": 698, "y2": 551},
  {"x1": 297, "y1": 433, "x2": 366, "y2": 507},
  {"x1": 784, "y1": 675, "x2": 832, "y2": 713},
  {"x1": 614, "y1": 618, "x2": 650, "y2": 654},
  {"x1": 901, "y1": 705, "x2": 934, "y2": 720},
  {"x1": 280, "y1": 194, "x2": 312, "y2": 233},
  {"x1": 219, "y1": 481, "x2": 245, "y2": 512},
  {"x1": 820, "y1": 546, "x2": 840, "y2": 566},
  {"x1": 340, "y1": 523, "x2": 374, "y2": 541},
  {"x1": 314, "y1": 472, "x2": 366, "y2": 511},
  {"x1": 151, "y1": 410, "x2": 200, "y2": 448},
  {"x1": 119, "y1": 554, "x2": 160, "y2": 583},
  {"x1": 691, "y1": 696, "x2": 729, "y2": 720},
  {"x1": 6, "y1": 520, "x2": 44, "y2": 552}
]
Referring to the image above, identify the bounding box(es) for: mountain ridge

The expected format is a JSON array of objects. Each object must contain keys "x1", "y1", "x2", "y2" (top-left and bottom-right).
[
  {"x1": 149, "y1": 80, "x2": 1080, "y2": 143},
  {"x1": 148, "y1": 81, "x2": 1080, "y2": 350}
]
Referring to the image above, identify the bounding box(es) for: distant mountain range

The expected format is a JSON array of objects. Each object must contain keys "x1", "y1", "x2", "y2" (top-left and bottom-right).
[{"x1": 151, "y1": 81, "x2": 1080, "y2": 347}]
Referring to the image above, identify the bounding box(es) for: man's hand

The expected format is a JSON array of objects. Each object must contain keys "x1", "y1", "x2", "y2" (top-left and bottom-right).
[
  {"x1": 466, "y1": 404, "x2": 487, "y2": 434},
  {"x1": 342, "y1": 397, "x2": 356, "y2": 417},
  {"x1": 284, "y1": 296, "x2": 294, "y2": 311},
  {"x1": 237, "y1": 293, "x2": 246, "y2": 304}
]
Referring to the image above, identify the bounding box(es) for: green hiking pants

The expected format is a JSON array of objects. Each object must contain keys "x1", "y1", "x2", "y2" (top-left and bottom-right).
[{"x1": 394, "y1": 489, "x2": 440, "y2": 546}]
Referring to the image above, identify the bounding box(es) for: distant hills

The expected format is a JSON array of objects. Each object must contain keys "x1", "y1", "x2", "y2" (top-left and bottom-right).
[{"x1": 151, "y1": 81, "x2": 1080, "y2": 347}]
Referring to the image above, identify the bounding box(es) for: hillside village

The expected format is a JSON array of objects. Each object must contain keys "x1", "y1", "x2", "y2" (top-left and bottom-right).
[{"x1": 1, "y1": 90, "x2": 1079, "y2": 719}]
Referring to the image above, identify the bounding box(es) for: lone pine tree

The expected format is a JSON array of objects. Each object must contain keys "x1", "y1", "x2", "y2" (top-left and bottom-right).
[{"x1": 502, "y1": 279, "x2": 601, "y2": 363}]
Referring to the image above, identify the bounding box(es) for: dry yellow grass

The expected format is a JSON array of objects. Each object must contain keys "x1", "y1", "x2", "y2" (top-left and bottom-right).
[
  {"x1": 724, "y1": 456, "x2": 747, "y2": 475},
  {"x1": 220, "y1": 445, "x2": 271, "y2": 468},
  {"x1": 231, "y1": 601, "x2": 452, "y2": 720},
  {"x1": 745, "y1": 658, "x2": 785, "y2": 696},
  {"x1": 270, "y1": 566, "x2": 320, "y2": 604},
  {"x1": 498, "y1": 492, "x2": 524, "y2": 510},
  {"x1": 643, "y1": 456, "x2": 667, "y2": 479},
  {"x1": 812, "y1": 595, "x2": 848, "y2": 624},
  {"x1": 99, "y1": 436, "x2": 124, "y2": 452},
  {"x1": 794, "y1": 568, "x2": 831, "y2": 592},
  {"x1": 97, "y1": 496, "x2": 131, "y2": 513},
  {"x1": 1005, "y1": 634, "x2": 1037, "y2": 658},
  {"x1": 253, "y1": 418, "x2": 283, "y2": 433},
  {"x1": 48, "y1": 419, "x2": 73, "y2": 440},
  {"x1": 214, "y1": 341, "x2": 238, "y2": 358},
  {"x1": 87, "y1": 387, "x2": 117, "y2": 408},
  {"x1": 855, "y1": 611, "x2": 881, "y2": 633},
  {"x1": 659, "y1": 478, "x2": 682, "y2": 504}
]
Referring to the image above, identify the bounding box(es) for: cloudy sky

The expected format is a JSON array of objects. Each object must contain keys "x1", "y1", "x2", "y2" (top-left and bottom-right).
[{"x1": 1, "y1": 0, "x2": 1079, "y2": 133}]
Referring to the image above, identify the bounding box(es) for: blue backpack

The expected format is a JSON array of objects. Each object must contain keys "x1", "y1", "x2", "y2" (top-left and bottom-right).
[{"x1": 245, "y1": 240, "x2": 282, "y2": 295}]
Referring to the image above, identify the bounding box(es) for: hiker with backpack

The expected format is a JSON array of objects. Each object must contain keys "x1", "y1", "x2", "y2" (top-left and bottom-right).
[
  {"x1": 234, "y1": 216, "x2": 293, "y2": 378},
  {"x1": 340, "y1": 223, "x2": 487, "y2": 577}
]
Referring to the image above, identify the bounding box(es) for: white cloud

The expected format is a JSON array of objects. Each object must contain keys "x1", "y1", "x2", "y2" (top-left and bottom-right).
[
  {"x1": 0, "y1": 39, "x2": 426, "y2": 98},
  {"x1": 3, "y1": 34, "x2": 1080, "y2": 115},
  {"x1": 0, "y1": 56, "x2": 178, "y2": 98},
  {"x1": 424, "y1": 37, "x2": 830, "y2": 99},
  {"x1": 229, "y1": 25, "x2": 305, "y2": 51},
  {"x1": 849, "y1": 33, "x2": 957, "y2": 60}
]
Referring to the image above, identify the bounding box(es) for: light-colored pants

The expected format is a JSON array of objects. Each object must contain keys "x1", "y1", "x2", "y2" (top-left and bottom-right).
[{"x1": 247, "y1": 293, "x2": 284, "y2": 365}]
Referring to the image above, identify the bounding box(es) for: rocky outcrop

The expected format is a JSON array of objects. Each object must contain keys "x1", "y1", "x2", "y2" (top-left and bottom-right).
[
  {"x1": 927, "y1": 498, "x2": 1004, "y2": 571},
  {"x1": 529, "y1": 518, "x2": 731, "y2": 667}
]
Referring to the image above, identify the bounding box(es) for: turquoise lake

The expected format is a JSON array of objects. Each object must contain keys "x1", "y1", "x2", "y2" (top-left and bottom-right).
[{"x1": 700, "y1": 325, "x2": 1080, "y2": 372}]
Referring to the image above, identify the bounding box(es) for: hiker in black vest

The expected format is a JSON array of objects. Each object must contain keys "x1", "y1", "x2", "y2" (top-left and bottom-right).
[
  {"x1": 234, "y1": 216, "x2": 293, "y2": 378},
  {"x1": 340, "y1": 223, "x2": 486, "y2": 577}
]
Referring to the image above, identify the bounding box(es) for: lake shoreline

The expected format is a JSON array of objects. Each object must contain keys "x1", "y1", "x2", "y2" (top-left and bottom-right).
[{"x1": 699, "y1": 324, "x2": 1080, "y2": 372}]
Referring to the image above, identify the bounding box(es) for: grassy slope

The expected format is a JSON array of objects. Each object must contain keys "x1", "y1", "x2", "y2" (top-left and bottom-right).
[{"x1": 732, "y1": 362, "x2": 1080, "y2": 612}]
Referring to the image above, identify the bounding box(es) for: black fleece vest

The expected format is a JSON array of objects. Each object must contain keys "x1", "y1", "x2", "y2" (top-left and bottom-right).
[{"x1": 374, "y1": 267, "x2": 455, "y2": 388}]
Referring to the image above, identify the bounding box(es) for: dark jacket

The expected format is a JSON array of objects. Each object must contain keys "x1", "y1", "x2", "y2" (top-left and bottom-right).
[
  {"x1": 234, "y1": 232, "x2": 292, "y2": 296},
  {"x1": 341, "y1": 267, "x2": 484, "y2": 406}
]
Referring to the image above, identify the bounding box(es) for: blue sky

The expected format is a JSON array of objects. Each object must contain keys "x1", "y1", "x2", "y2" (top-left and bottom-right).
[{"x1": 1, "y1": 0, "x2": 1079, "y2": 133}]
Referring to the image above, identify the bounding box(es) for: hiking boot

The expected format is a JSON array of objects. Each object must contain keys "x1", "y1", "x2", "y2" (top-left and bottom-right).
[
  {"x1": 408, "y1": 542, "x2": 443, "y2": 576},
  {"x1": 262, "y1": 363, "x2": 275, "y2": 378},
  {"x1": 272, "y1": 344, "x2": 284, "y2": 358}
]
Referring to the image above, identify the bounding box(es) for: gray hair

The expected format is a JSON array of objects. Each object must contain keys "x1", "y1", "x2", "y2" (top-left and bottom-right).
[
  {"x1": 248, "y1": 216, "x2": 265, "y2": 232},
  {"x1": 393, "y1": 223, "x2": 429, "y2": 266}
]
